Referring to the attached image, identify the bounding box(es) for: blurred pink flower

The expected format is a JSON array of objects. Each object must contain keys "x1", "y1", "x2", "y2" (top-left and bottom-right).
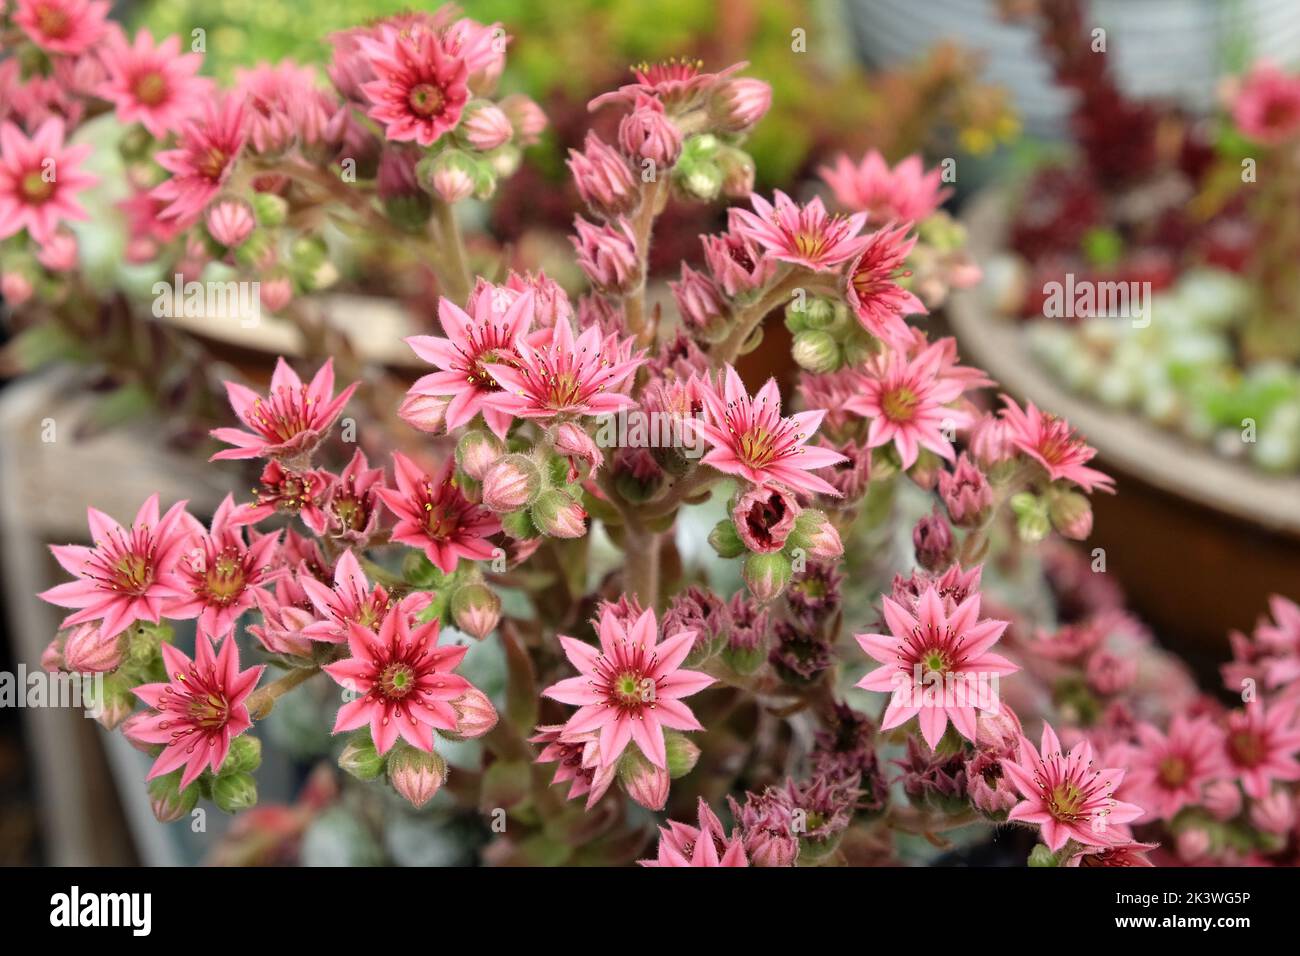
[
  {"x1": 98, "y1": 29, "x2": 210, "y2": 138},
  {"x1": 820, "y1": 150, "x2": 950, "y2": 222},
  {"x1": 0, "y1": 118, "x2": 95, "y2": 243}
]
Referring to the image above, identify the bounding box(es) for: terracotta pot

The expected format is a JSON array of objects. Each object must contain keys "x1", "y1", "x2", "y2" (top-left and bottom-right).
[{"x1": 950, "y1": 190, "x2": 1300, "y2": 658}]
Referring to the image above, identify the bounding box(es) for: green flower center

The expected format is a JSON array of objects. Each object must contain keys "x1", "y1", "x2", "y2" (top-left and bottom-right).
[
  {"x1": 21, "y1": 172, "x2": 53, "y2": 203},
  {"x1": 379, "y1": 663, "x2": 416, "y2": 699},
  {"x1": 408, "y1": 83, "x2": 446, "y2": 117},
  {"x1": 881, "y1": 386, "x2": 919, "y2": 424},
  {"x1": 1048, "y1": 781, "x2": 1085, "y2": 821}
]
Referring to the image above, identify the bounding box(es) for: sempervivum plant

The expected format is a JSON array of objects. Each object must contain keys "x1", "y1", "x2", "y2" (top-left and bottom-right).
[{"x1": 10, "y1": 2, "x2": 1300, "y2": 867}]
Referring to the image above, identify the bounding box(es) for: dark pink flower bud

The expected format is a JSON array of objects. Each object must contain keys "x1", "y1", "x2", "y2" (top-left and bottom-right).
[
  {"x1": 732, "y1": 485, "x2": 801, "y2": 554},
  {"x1": 618, "y1": 94, "x2": 682, "y2": 169},
  {"x1": 568, "y1": 132, "x2": 638, "y2": 217},
  {"x1": 571, "y1": 216, "x2": 640, "y2": 294},
  {"x1": 670, "y1": 263, "x2": 727, "y2": 336},
  {"x1": 912, "y1": 510, "x2": 954, "y2": 572},
  {"x1": 702, "y1": 227, "x2": 776, "y2": 297},
  {"x1": 938, "y1": 454, "x2": 993, "y2": 528}
]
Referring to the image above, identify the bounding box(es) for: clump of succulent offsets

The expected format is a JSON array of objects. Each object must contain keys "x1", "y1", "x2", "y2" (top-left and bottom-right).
[{"x1": 10, "y1": 0, "x2": 1300, "y2": 866}]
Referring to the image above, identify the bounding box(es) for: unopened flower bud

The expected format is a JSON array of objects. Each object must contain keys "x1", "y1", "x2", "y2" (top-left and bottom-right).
[
  {"x1": 338, "y1": 734, "x2": 385, "y2": 780},
  {"x1": 791, "y1": 329, "x2": 842, "y2": 373},
  {"x1": 618, "y1": 94, "x2": 682, "y2": 169},
  {"x1": 387, "y1": 745, "x2": 447, "y2": 809},
  {"x1": 422, "y1": 149, "x2": 477, "y2": 204},
  {"x1": 912, "y1": 510, "x2": 955, "y2": 571},
  {"x1": 1, "y1": 271, "x2": 34, "y2": 306},
  {"x1": 619, "y1": 747, "x2": 670, "y2": 810},
  {"x1": 259, "y1": 275, "x2": 294, "y2": 314},
  {"x1": 709, "y1": 518, "x2": 745, "y2": 558},
  {"x1": 571, "y1": 216, "x2": 639, "y2": 294},
  {"x1": 938, "y1": 454, "x2": 993, "y2": 528},
  {"x1": 450, "y1": 582, "x2": 502, "y2": 640},
  {"x1": 223, "y1": 735, "x2": 263, "y2": 775},
  {"x1": 790, "y1": 509, "x2": 844, "y2": 559},
  {"x1": 41, "y1": 637, "x2": 64, "y2": 672},
  {"x1": 549, "y1": 421, "x2": 602, "y2": 479},
  {"x1": 148, "y1": 773, "x2": 199, "y2": 823},
  {"x1": 37, "y1": 230, "x2": 78, "y2": 271},
  {"x1": 664, "y1": 731, "x2": 701, "y2": 779},
  {"x1": 499, "y1": 94, "x2": 548, "y2": 146},
  {"x1": 1249, "y1": 790, "x2": 1296, "y2": 835},
  {"x1": 1048, "y1": 488, "x2": 1094, "y2": 540},
  {"x1": 448, "y1": 687, "x2": 498, "y2": 739},
  {"x1": 398, "y1": 392, "x2": 450, "y2": 434},
  {"x1": 1176, "y1": 827, "x2": 1211, "y2": 863},
  {"x1": 92, "y1": 674, "x2": 136, "y2": 730},
  {"x1": 744, "y1": 551, "x2": 793, "y2": 602},
  {"x1": 456, "y1": 429, "x2": 506, "y2": 481},
  {"x1": 212, "y1": 771, "x2": 259, "y2": 813},
  {"x1": 531, "y1": 489, "x2": 587, "y2": 538},
  {"x1": 482, "y1": 454, "x2": 542, "y2": 512},
  {"x1": 709, "y1": 77, "x2": 772, "y2": 132},
  {"x1": 717, "y1": 146, "x2": 756, "y2": 198},
  {"x1": 250, "y1": 192, "x2": 288, "y2": 228},
  {"x1": 670, "y1": 263, "x2": 727, "y2": 338},
  {"x1": 206, "y1": 199, "x2": 256, "y2": 248},
  {"x1": 460, "y1": 102, "x2": 512, "y2": 151},
  {"x1": 1010, "y1": 492, "x2": 1050, "y2": 543},
  {"x1": 1203, "y1": 780, "x2": 1242, "y2": 821},
  {"x1": 62, "y1": 623, "x2": 125, "y2": 673},
  {"x1": 568, "y1": 132, "x2": 638, "y2": 217}
]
